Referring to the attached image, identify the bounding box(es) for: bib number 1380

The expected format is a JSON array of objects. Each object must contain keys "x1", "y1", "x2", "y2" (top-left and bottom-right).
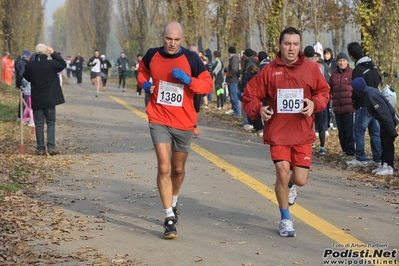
[
  {"x1": 160, "y1": 91, "x2": 182, "y2": 103},
  {"x1": 157, "y1": 80, "x2": 184, "y2": 107}
]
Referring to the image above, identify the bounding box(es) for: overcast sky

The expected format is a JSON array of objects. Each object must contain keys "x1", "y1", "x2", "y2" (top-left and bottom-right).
[{"x1": 44, "y1": 0, "x2": 66, "y2": 25}]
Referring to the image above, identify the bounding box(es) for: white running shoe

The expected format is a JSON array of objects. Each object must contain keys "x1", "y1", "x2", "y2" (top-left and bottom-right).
[
  {"x1": 243, "y1": 124, "x2": 254, "y2": 131},
  {"x1": 371, "y1": 164, "x2": 383, "y2": 174},
  {"x1": 225, "y1": 109, "x2": 234, "y2": 115},
  {"x1": 279, "y1": 219, "x2": 296, "y2": 237},
  {"x1": 346, "y1": 159, "x2": 368, "y2": 166},
  {"x1": 375, "y1": 163, "x2": 393, "y2": 176},
  {"x1": 288, "y1": 185, "x2": 297, "y2": 206}
]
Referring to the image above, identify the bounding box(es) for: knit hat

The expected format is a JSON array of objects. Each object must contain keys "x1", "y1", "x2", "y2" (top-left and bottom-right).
[
  {"x1": 35, "y1": 43, "x2": 48, "y2": 54},
  {"x1": 336, "y1": 52, "x2": 349, "y2": 61},
  {"x1": 228, "y1": 46, "x2": 236, "y2": 54},
  {"x1": 304, "y1": 46, "x2": 315, "y2": 58},
  {"x1": 244, "y1": 48, "x2": 253, "y2": 57},
  {"x1": 22, "y1": 50, "x2": 30, "y2": 57},
  {"x1": 258, "y1": 51, "x2": 268, "y2": 62},
  {"x1": 101, "y1": 54, "x2": 105, "y2": 58},
  {"x1": 351, "y1": 77, "x2": 366, "y2": 95}
]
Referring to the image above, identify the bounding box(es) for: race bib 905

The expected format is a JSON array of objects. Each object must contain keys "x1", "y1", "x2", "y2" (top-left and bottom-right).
[{"x1": 277, "y1": 88, "x2": 304, "y2": 113}]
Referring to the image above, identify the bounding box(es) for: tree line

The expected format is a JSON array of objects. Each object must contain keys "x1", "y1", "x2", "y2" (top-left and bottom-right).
[
  {"x1": 1, "y1": 0, "x2": 398, "y2": 84},
  {"x1": 0, "y1": 0, "x2": 44, "y2": 57}
]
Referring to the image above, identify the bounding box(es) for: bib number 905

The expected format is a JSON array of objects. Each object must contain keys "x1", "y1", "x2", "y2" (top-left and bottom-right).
[{"x1": 282, "y1": 99, "x2": 301, "y2": 109}]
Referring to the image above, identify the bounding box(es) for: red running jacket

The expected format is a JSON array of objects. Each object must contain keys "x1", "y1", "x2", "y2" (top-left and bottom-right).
[{"x1": 242, "y1": 51, "x2": 330, "y2": 146}]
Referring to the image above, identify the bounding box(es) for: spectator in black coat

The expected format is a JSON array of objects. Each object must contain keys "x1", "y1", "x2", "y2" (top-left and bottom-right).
[
  {"x1": 23, "y1": 44, "x2": 66, "y2": 156},
  {"x1": 346, "y1": 42, "x2": 381, "y2": 166},
  {"x1": 351, "y1": 77, "x2": 397, "y2": 176}
]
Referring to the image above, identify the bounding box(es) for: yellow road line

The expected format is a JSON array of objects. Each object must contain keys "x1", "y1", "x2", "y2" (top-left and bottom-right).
[
  {"x1": 190, "y1": 142, "x2": 362, "y2": 244},
  {"x1": 109, "y1": 95, "x2": 361, "y2": 243},
  {"x1": 108, "y1": 95, "x2": 390, "y2": 265},
  {"x1": 108, "y1": 95, "x2": 148, "y2": 121}
]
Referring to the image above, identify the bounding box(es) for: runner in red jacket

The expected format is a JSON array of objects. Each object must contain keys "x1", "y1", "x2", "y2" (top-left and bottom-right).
[
  {"x1": 243, "y1": 27, "x2": 330, "y2": 237},
  {"x1": 137, "y1": 21, "x2": 213, "y2": 239}
]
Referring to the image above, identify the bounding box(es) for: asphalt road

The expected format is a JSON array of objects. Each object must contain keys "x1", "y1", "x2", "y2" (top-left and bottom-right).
[{"x1": 40, "y1": 74, "x2": 398, "y2": 266}]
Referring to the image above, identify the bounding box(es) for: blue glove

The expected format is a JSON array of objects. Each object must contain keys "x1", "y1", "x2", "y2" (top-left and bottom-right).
[
  {"x1": 172, "y1": 68, "x2": 191, "y2": 85},
  {"x1": 142, "y1": 82, "x2": 152, "y2": 93}
]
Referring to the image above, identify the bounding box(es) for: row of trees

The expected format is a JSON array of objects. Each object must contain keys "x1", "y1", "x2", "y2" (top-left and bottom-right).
[
  {"x1": 0, "y1": 0, "x2": 44, "y2": 57},
  {"x1": 111, "y1": 0, "x2": 399, "y2": 84},
  {"x1": 0, "y1": 0, "x2": 398, "y2": 83}
]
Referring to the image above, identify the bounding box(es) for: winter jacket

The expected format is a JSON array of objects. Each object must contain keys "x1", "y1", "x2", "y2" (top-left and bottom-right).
[
  {"x1": 226, "y1": 54, "x2": 240, "y2": 83},
  {"x1": 240, "y1": 56, "x2": 259, "y2": 93},
  {"x1": 362, "y1": 86, "x2": 397, "y2": 138},
  {"x1": 318, "y1": 58, "x2": 332, "y2": 81},
  {"x1": 116, "y1": 57, "x2": 129, "y2": 72},
  {"x1": 72, "y1": 55, "x2": 84, "y2": 69},
  {"x1": 15, "y1": 57, "x2": 29, "y2": 88},
  {"x1": 351, "y1": 56, "x2": 381, "y2": 109},
  {"x1": 259, "y1": 59, "x2": 270, "y2": 70},
  {"x1": 329, "y1": 65, "x2": 355, "y2": 114},
  {"x1": 23, "y1": 52, "x2": 66, "y2": 110},
  {"x1": 324, "y1": 58, "x2": 337, "y2": 73},
  {"x1": 212, "y1": 58, "x2": 224, "y2": 89}
]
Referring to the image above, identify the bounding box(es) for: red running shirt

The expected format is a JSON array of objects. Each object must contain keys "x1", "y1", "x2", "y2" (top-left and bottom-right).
[{"x1": 138, "y1": 47, "x2": 213, "y2": 130}]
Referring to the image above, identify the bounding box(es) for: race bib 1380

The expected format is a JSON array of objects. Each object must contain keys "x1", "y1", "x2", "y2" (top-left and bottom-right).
[{"x1": 157, "y1": 80, "x2": 184, "y2": 107}]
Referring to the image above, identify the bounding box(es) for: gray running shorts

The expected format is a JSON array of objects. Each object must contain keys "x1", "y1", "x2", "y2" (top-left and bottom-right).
[
  {"x1": 90, "y1": 71, "x2": 102, "y2": 79},
  {"x1": 149, "y1": 123, "x2": 192, "y2": 153}
]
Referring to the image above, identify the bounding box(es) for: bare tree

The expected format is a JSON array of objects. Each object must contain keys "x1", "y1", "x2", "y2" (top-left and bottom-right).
[{"x1": 114, "y1": 0, "x2": 166, "y2": 59}]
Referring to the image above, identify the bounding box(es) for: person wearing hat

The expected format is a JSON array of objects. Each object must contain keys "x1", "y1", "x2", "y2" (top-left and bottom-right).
[
  {"x1": 329, "y1": 52, "x2": 355, "y2": 157},
  {"x1": 242, "y1": 27, "x2": 330, "y2": 237},
  {"x1": 225, "y1": 46, "x2": 240, "y2": 116},
  {"x1": 350, "y1": 77, "x2": 397, "y2": 175},
  {"x1": 87, "y1": 50, "x2": 102, "y2": 97},
  {"x1": 14, "y1": 50, "x2": 31, "y2": 120},
  {"x1": 100, "y1": 54, "x2": 112, "y2": 91},
  {"x1": 240, "y1": 48, "x2": 259, "y2": 132},
  {"x1": 15, "y1": 50, "x2": 31, "y2": 89},
  {"x1": 346, "y1": 42, "x2": 382, "y2": 166},
  {"x1": 23, "y1": 43, "x2": 66, "y2": 156},
  {"x1": 258, "y1": 51, "x2": 270, "y2": 69},
  {"x1": 303, "y1": 45, "x2": 316, "y2": 60}
]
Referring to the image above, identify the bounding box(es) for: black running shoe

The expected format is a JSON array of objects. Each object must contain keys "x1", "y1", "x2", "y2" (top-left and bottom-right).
[
  {"x1": 163, "y1": 217, "x2": 178, "y2": 239},
  {"x1": 173, "y1": 205, "x2": 179, "y2": 224}
]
